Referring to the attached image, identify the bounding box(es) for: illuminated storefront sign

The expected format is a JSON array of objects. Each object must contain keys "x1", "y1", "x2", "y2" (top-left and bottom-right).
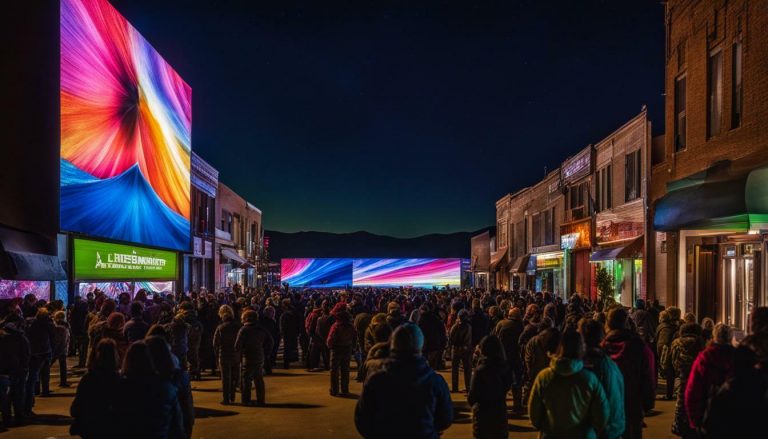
[
  {"x1": 596, "y1": 200, "x2": 644, "y2": 244},
  {"x1": 74, "y1": 239, "x2": 177, "y2": 280},
  {"x1": 536, "y1": 252, "x2": 563, "y2": 269},
  {"x1": 561, "y1": 148, "x2": 592, "y2": 184},
  {"x1": 560, "y1": 219, "x2": 592, "y2": 250}
]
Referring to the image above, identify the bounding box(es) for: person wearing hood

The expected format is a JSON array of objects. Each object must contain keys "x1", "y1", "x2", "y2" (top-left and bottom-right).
[
  {"x1": 670, "y1": 322, "x2": 705, "y2": 438},
  {"x1": 601, "y1": 307, "x2": 655, "y2": 439},
  {"x1": 449, "y1": 309, "x2": 472, "y2": 393},
  {"x1": 468, "y1": 335, "x2": 512, "y2": 439},
  {"x1": 578, "y1": 318, "x2": 625, "y2": 439},
  {"x1": 355, "y1": 323, "x2": 453, "y2": 439},
  {"x1": 362, "y1": 341, "x2": 390, "y2": 380},
  {"x1": 684, "y1": 323, "x2": 734, "y2": 433},
  {"x1": 327, "y1": 303, "x2": 356, "y2": 396},
  {"x1": 364, "y1": 313, "x2": 392, "y2": 356},
  {"x1": 235, "y1": 310, "x2": 273, "y2": 406},
  {"x1": 528, "y1": 328, "x2": 609, "y2": 438},
  {"x1": 630, "y1": 299, "x2": 655, "y2": 346},
  {"x1": 656, "y1": 309, "x2": 679, "y2": 400}
]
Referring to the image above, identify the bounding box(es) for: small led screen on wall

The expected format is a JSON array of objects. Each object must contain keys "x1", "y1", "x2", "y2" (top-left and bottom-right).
[
  {"x1": 60, "y1": 0, "x2": 192, "y2": 251},
  {"x1": 280, "y1": 259, "x2": 353, "y2": 288},
  {"x1": 281, "y1": 258, "x2": 462, "y2": 288}
]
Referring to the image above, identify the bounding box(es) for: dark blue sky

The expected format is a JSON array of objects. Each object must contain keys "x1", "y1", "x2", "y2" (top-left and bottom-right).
[{"x1": 109, "y1": 0, "x2": 665, "y2": 237}]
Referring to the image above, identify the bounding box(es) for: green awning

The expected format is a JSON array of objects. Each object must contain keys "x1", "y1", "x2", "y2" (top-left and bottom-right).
[{"x1": 654, "y1": 163, "x2": 768, "y2": 232}]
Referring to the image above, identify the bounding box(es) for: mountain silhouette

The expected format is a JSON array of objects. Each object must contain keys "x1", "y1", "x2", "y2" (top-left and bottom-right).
[{"x1": 264, "y1": 228, "x2": 492, "y2": 260}]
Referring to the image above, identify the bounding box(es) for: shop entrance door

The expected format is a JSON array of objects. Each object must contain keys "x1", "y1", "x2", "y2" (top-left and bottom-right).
[
  {"x1": 719, "y1": 243, "x2": 760, "y2": 332},
  {"x1": 695, "y1": 245, "x2": 717, "y2": 323}
]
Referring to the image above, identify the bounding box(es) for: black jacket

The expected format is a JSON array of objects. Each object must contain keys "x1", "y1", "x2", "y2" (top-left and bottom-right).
[
  {"x1": 469, "y1": 311, "x2": 490, "y2": 347},
  {"x1": 116, "y1": 374, "x2": 183, "y2": 439},
  {"x1": 355, "y1": 355, "x2": 453, "y2": 439},
  {"x1": 419, "y1": 311, "x2": 447, "y2": 353},
  {"x1": 70, "y1": 369, "x2": 122, "y2": 439},
  {"x1": 213, "y1": 320, "x2": 241, "y2": 363},
  {"x1": 27, "y1": 315, "x2": 55, "y2": 357},
  {"x1": 235, "y1": 322, "x2": 274, "y2": 367},
  {"x1": 468, "y1": 357, "x2": 512, "y2": 439},
  {"x1": 495, "y1": 317, "x2": 524, "y2": 373},
  {"x1": 0, "y1": 324, "x2": 31, "y2": 374},
  {"x1": 123, "y1": 317, "x2": 150, "y2": 343}
]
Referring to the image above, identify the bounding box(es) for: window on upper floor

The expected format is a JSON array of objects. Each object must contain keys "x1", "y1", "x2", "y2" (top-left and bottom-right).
[
  {"x1": 708, "y1": 49, "x2": 723, "y2": 138},
  {"x1": 732, "y1": 37, "x2": 743, "y2": 129},
  {"x1": 675, "y1": 75, "x2": 687, "y2": 151},
  {"x1": 625, "y1": 149, "x2": 642, "y2": 202},
  {"x1": 595, "y1": 165, "x2": 613, "y2": 212}
]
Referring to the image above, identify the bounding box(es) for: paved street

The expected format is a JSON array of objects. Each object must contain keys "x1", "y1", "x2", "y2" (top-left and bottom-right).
[{"x1": 2, "y1": 361, "x2": 677, "y2": 439}]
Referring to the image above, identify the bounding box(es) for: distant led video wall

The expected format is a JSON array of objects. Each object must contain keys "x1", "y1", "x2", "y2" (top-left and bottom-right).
[
  {"x1": 281, "y1": 258, "x2": 463, "y2": 288},
  {"x1": 352, "y1": 258, "x2": 462, "y2": 288},
  {"x1": 281, "y1": 259, "x2": 353, "y2": 288},
  {"x1": 60, "y1": 0, "x2": 192, "y2": 251}
]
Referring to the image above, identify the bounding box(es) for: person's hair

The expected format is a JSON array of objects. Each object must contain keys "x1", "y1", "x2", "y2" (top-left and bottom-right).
[
  {"x1": 263, "y1": 305, "x2": 276, "y2": 320},
  {"x1": 242, "y1": 310, "x2": 258, "y2": 323},
  {"x1": 701, "y1": 317, "x2": 715, "y2": 331},
  {"x1": 145, "y1": 336, "x2": 176, "y2": 379},
  {"x1": 679, "y1": 322, "x2": 702, "y2": 337},
  {"x1": 667, "y1": 306, "x2": 682, "y2": 322},
  {"x1": 712, "y1": 323, "x2": 733, "y2": 345},
  {"x1": 53, "y1": 310, "x2": 66, "y2": 322},
  {"x1": 390, "y1": 323, "x2": 424, "y2": 356},
  {"x1": 684, "y1": 312, "x2": 697, "y2": 324},
  {"x1": 88, "y1": 338, "x2": 119, "y2": 372},
  {"x1": 606, "y1": 307, "x2": 629, "y2": 331},
  {"x1": 146, "y1": 324, "x2": 170, "y2": 342},
  {"x1": 540, "y1": 328, "x2": 561, "y2": 354},
  {"x1": 478, "y1": 335, "x2": 505, "y2": 362},
  {"x1": 659, "y1": 310, "x2": 670, "y2": 323},
  {"x1": 555, "y1": 328, "x2": 585, "y2": 360},
  {"x1": 107, "y1": 312, "x2": 125, "y2": 330},
  {"x1": 218, "y1": 305, "x2": 234, "y2": 322},
  {"x1": 751, "y1": 307, "x2": 768, "y2": 334},
  {"x1": 578, "y1": 318, "x2": 604, "y2": 349},
  {"x1": 122, "y1": 341, "x2": 156, "y2": 378},
  {"x1": 36, "y1": 307, "x2": 49, "y2": 318},
  {"x1": 130, "y1": 302, "x2": 144, "y2": 318}
]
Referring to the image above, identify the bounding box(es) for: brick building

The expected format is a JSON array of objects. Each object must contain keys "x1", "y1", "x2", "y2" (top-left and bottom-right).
[
  {"x1": 215, "y1": 183, "x2": 263, "y2": 290},
  {"x1": 651, "y1": 0, "x2": 768, "y2": 333}
]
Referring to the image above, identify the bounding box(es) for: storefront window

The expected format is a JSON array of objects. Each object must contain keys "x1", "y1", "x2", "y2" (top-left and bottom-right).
[{"x1": 0, "y1": 280, "x2": 51, "y2": 301}]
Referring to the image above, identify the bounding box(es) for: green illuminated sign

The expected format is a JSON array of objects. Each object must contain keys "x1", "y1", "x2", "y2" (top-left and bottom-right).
[{"x1": 74, "y1": 239, "x2": 177, "y2": 280}]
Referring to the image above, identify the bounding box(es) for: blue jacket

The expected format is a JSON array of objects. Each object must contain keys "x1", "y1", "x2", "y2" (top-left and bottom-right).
[{"x1": 584, "y1": 349, "x2": 626, "y2": 439}]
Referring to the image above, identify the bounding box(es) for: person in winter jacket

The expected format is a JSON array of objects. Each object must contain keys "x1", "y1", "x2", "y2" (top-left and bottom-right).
[
  {"x1": 307, "y1": 301, "x2": 331, "y2": 371},
  {"x1": 70, "y1": 339, "x2": 121, "y2": 439},
  {"x1": 702, "y1": 345, "x2": 768, "y2": 439},
  {"x1": 70, "y1": 297, "x2": 90, "y2": 369},
  {"x1": 449, "y1": 309, "x2": 472, "y2": 393},
  {"x1": 362, "y1": 342, "x2": 390, "y2": 380},
  {"x1": 528, "y1": 328, "x2": 609, "y2": 439},
  {"x1": 740, "y1": 306, "x2": 768, "y2": 369},
  {"x1": 117, "y1": 341, "x2": 183, "y2": 439},
  {"x1": 494, "y1": 307, "x2": 525, "y2": 412},
  {"x1": 355, "y1": 324, "x2": 453, "y2": 439},
  {"x1": 670, "y1": 322, "x2": 705, "y2": 438},
  {"x1": 524, "y1": 326, "x2": 560, "y2": 401},
  {"x1": 260, "y1": 306, "x2": 279, "y2": 374},
  {"x1": 601, "y1": 307, "x2": 655, "y2": 439},
  {"x1": 353, "y1": 308, "x2": 372, "y2": 381},
  {"x1": 123, "y1": 302, "x2": 150, "y2": 343},
  {"x1": 147, "y1": 336, "x2": 194, "y2": 439},
  {"x1": 630, "y1": 299, "x2": 656, "y2": 346},
  {"x1": 684, "y1": 323, "x2": 734, "y2": 432},
  {"x1": 386, "y1": 301, "x2": 406, "y2": 329},
  {"x1": 469, "y1": 299, "x2": 490, "y2": 350},
  {"x1": 468, "y1": 335, "x2": 512, "y2": 439},
  {"x1": 235, "y1": 310, "x2": 274, "y2": 405},
  {"x1": 364, "y1": 313, "x2": 392, "y2": 357},
  {"x1": 25, "y1": 307, "x2": 55, "y2": 413},
  {"x1": 327, "y1": 303, "x2": 357, "y2": 396},
  {"x1": 578, "y1": 318, "x2": 625, "y2": 439},
  {"x1": 279, "y1": 299, "x2": 300, "y2": 369},
  {"x1": 167, "y1": 313, "x2": 191, "y2": 371},
  {"x1": 180, "y1": 303, "x2": 204, "y2": 380},
  {"x1": 100, "y1": 312, "x2": 128, "y2": 365},
  {"x1": 0, "y1": 320, "x2": 30, "y2": 426},
  {"x1": 213, "y1": 305, "x2": 241, "y2": 405},
  {"x1": 52, "y1": 311, "x2": 71, "y2": 387},
  {"x1": 656, "y1": 310, "x2": 679, "y2": 400},
  {"x1": 418, "y1": 304, "x2": 447, "y2": 370}
]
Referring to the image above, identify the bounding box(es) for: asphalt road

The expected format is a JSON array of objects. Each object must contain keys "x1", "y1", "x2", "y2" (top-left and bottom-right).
[{"x1": 1, "y1": 360, "x2": 677, "y2": 439}]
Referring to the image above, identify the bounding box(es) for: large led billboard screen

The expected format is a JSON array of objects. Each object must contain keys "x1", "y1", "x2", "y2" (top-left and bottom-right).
[
  {"x1": 60, "y1": 0, "x2": 192, "y2": 251},
  {"x1": 281, "y1": 259, "x2": 353, "y2": 288},
  {"x1": 281, "y1": 258, "x2": 463, "y2": 288},
  {"x1": 73, "y1": 238, "x2": 178, "y2": 281},
  {"x1": 352, "y1": 258, "x2": 462, "y2": 288}
]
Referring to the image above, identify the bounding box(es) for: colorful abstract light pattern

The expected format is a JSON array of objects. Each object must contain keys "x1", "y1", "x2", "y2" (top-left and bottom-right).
[
  {"x1": 0, "y1": 281, "x2": 51, "y2": 301},
  {"x1": 280, "y1": 258, "x2": 462, "y2": 288},
  {"x1": 352, "y1": 258, "x2": 462, "y2": 288},
  {"x1": 60, "y1": 0, "x2": 192, "y2": 251},
  {"x1": 280, "y1": 259, "x2": 353, "y2": 288}
]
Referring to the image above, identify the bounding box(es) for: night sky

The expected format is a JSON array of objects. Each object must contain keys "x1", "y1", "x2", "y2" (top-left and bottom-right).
[{"x1": 108, "y1": 0, "x2": 665, "y2": 237}]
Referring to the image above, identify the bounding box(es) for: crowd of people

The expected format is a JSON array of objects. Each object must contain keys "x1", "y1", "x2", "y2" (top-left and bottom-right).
[{"x1": 0, "y1": 285, "x2": 767, "y2": 438}]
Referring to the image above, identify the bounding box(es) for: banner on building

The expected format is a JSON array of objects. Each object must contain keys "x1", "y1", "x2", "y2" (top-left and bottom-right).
[{"x1": 73, "y1": 238, "x2": 177, "y2": 281}]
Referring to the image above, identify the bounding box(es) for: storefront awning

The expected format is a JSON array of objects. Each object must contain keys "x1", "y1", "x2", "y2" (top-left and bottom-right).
[
  {"x1": 0, "y1": 226, "x2": 66, "y2": 281},
  {"x1": 221, "y1": 248, "x2": 247, "y2": 265},
  {"x1": 489, "y1": 248, "x2": 508, "y2": 271},
  {"x1": 510, "y1": 254, "x2": 530, "y2": 273},
  {"x1": 590, "y1": 237, "x2": 643, "y2": 262},
  {"x1": 654, "y1": 162, "x2": 768, "y2": 232}
]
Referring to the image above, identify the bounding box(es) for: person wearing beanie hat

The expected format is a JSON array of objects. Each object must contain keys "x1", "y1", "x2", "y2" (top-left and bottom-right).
[
  {"x1": 449, "y1": 309, "x2": 473, "y2": 393},
  {"x1": 355, "y1": 324, "x2": 453, "y2": 438}
]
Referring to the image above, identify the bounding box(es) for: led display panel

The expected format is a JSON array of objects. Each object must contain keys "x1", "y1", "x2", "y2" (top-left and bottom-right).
[
  {"x1": 352, "y1": 258, "x2": 462, "y2": 288},
  {"x1": 60, "y1": 0, "x2": 192, "y2": 251},
  {"x1": 73, "y1": 238, "x2": 178, "y2": 281},
  {"x1": 280, "y1": 259, "x2": 353, "y2": 288}
]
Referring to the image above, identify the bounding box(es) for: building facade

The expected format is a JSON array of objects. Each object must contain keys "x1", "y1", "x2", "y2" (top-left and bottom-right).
[
  {"x1": 215, "y1": 183, "x2": 263, "y2": 290},
  {"x1": 560, "y1": 146, "x2": 595, "y2": 299},
  {"x1": 528, "y1": 170, "x2": 564, "y2": 295},
  {"x1": 183, "y1": 152, "x2": 218, "y2": 294},
  {"x1": 650, "y1": 0, "x2": 768, "y2": 333},
  {"x1": 470, "y1": 230, "x2": 493, "y2": 291}
]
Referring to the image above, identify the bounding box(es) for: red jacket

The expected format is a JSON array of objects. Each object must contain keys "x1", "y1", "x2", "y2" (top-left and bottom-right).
[
  {"x1": 601, "y1": 329, "x2": 656, "y2": 424},
  {"x1": 684, "y1": 344, "x2": 735, "y2": 429}
]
